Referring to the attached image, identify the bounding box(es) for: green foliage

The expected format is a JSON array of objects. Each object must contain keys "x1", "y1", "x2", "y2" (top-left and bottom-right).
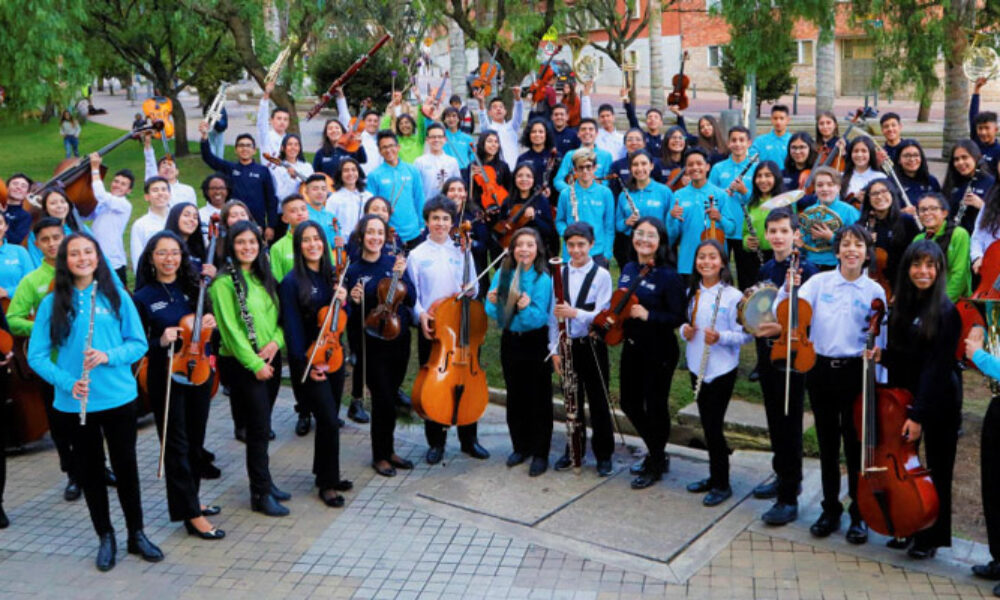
[
  {"x1": 183, "y1": 38, "x2": 245, "y2": 107},
  {"x1": 564, "y1": 0, "x2": 652, "y2": 70},
  {"x1": 309, "y1": 38, "x2": 407, "y2": 113},
  {"x1": 0, "y1": 0, "x2": 92, "y2": 118},
  {"x1": 718, "y1": 44, "x2": 796, "y2": 107}
]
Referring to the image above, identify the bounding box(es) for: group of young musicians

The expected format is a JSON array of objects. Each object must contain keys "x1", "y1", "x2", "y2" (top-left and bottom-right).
[{"x1": 1, "y1": 74, "x2": 1000, "y2": 595}]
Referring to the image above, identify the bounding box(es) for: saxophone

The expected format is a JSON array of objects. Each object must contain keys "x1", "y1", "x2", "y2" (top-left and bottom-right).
[
  {"x1": 79, "y1": 284, "x2": 98, "y2": 425},
  {"x1": 693, "y1": 286, "x2": 724, "y2": 399},
  {"x1": 264, "y1": 37, "x2": 297, "y2": 87},
  {"x1": 227, "y1": 258, "x2": 259, "y2": 352}
]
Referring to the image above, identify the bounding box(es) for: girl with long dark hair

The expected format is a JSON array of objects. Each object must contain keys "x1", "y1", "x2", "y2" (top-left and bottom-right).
[
  {"x1": 696, "y1": 115, "x2": 727, "y2": 164},
  {"x1": 503, "y1": 167, "x2": 556, "y2": 257},
  {"x1": 740, "y1": 160, "x2": 784, "y2": 284},
  {"x1": 516, "y1": 118, "x2": 556, "y2": 182},
  {"x1": 28, "y1": 232, "x2": 161, "y2": 571},
  {"x1": 27, "y1": 188, "x2": 86, "y2": 267},
  {"x1": 614, "y1": 150, "x2": 671, "y2": 267},
  {"x1": 859, "y1": 179, "x2": 920, "y2": 290},
  {"x1": 313, "y1": 118, "x2": 367, "y2": 179},
  {"x1": 782, "y1": 132, "x2": 817, "y2": 191},
  {"x1": 466, "y1": 130, "x2": 513, "y2": 220},
  {"x1": 894, "y1": 140, "x2": 940, "y2": 212},
  {"x1": 164, "y1": 202, "x2": 211, "y2": 274},
  {"x1": 840, "y1": 136, "x2": 886, "y2": 205},
  {"x1": 943, "y1": 139, "x2": 995, "y2": 232},
  {"x1": 269, "y1": 132, "x2": 314, "y2": 203}
]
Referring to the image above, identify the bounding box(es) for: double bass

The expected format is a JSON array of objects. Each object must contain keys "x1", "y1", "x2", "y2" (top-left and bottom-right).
[
  {"x1": 854, "y1": 299, "x2": 939, "y2": 538},
  {"x1": 411, "y1": 221, "x2": 489, "y2": 427}
]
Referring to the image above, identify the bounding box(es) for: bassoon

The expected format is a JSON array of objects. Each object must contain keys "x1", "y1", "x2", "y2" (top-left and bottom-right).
[
  {"x1": 550, "y1": 257, "x2": 584, "y2": 472},
  {"x1": 306, "y1": 34, "x2": 393, "y2": 120}
]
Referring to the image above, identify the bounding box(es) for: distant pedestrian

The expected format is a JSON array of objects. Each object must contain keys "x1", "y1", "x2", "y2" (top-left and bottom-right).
[{"x1": 60, "y1": 110, "x2": 81, "y2": 158}]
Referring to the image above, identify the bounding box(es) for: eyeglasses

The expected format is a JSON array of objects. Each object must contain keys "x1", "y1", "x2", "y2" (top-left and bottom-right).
[
  {"x1": 235, "y1": 142, "x2": 254, "y2": 148},
  {"x1": 153, "y1": 250, "x2": 183, "y2": 258},
  {"x1": 634, "y1": 231, "x2": 659, "y2": 240},
  {"x1": 575, "y1": 164, "x2": 595, "y2": 171},
  {"x1": 917, "y1": 206, "x2": 943, "y2": 214}
]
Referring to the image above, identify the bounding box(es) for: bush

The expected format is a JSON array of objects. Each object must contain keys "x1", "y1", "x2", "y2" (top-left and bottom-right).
[
  {"x1": 309, "y1": 38, "x2": 407, "y2": 114},
  {"x1": 718, "y1": 45, "x2": 796, "y2": 111}
]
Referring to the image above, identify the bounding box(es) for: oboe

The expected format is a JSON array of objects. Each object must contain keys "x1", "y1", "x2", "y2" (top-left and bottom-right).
[
  {"x1": 692, "y1": 286, "x2": 724, "y2": 399},
  {"x1": 550, "y1": 257, "x2": 584, "y2": 472},
  {"x1": 79, "y1": 284, "x2": 98, "y2": 425},
  {"x1": 227, "y1": 258, "x2": 259, "y2": 352}
]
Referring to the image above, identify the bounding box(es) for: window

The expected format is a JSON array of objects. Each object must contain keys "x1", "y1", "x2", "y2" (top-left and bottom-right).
[
  {"x1": 796, "y1": 40, "x2": 814, "y2": 65},
  {"x1": 706, "y1": 0, "x2": 721, "y2": 11},
  {"x1": 708, "y1": 45, "x2": 723, "y2": 68}
]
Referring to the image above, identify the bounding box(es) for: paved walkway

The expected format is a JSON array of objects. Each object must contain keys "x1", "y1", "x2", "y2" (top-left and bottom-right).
[{"x1": 0, "y1": 384, "x2": 995, "y2": 599}]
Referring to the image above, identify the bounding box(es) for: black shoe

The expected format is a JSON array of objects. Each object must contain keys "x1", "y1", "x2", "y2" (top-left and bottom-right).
[
  {"x1": 426, "y1": 446, "x2": 444, "y2": 465},
  {"x1": 389, "y1": 455, "x2": 414, "y2": 470},
  {"x1": 372, "y1": 462, "x2": 396, "y2": 477},
  {"x1": 0, "y1": 505, "x2": 8, "y2": 529},
  {"x1": 348, "y1": 399, "x2": 370, "y2": 424},
  {"x1": 201, "y1": 505, "x2": 222, "y2": 517},
  {"x1": 630, "y1": 470, "x2": 662, "y2": 490},
  {"x1": 127, "y1": 530, "x2": 164, "y2": 562},
  {"x1": 295, "y1": 415, "x2": 312, "y2": 437},
  {"x1": 201, "y1": 448, "x2": 216, "y2": 462},
  {"x1": 762, "y1": 502, "x2": 798, "y2": 526},
  {"x1": 64, "y1": 479, "x2": 82, "y2": 502},
  {"x1": 198, "y1": 461, "x2": 221, "y2": 480},
  {"x1": 234, "y1": 427, "x2": 247, "y2": 442},
  {"x1": 907, "y1": 544, "x2": 936, "y2": 559},
  {"x1": 553, "y1": 454, "x2": 572, "y2": 471},
  {"x1": 846, "y1": 520, "x2": 869, "y2": 545},
  {"x1": 104, "y1": 467, "x2": 117, "y2": 487},
  {"x1": 748, "y1": 368, "x2": 760, "y2": 382},
  {"x1": 268, "y1": 429, "x2": 276, "y2": 441},
  {"x1": 396, "y1": 389, "x2": 412, "y2": 409},
  {"x1": 96, "y1": 532, "x2": 116, "y2": 572},
  {"x1": 318, "y1": 489, "x2": 345, "y2": 508},
  {"x1": 529, "y1": 456, "x2": 548, "y2": 477},
  {"x1": 506, "y1": 452, "x2": 526, "y2": 467},
  {"x1": 886, "y1": 537, "x2": 911, "y2": 550},
  {"x1": 752, "y1": 479, "x2": 779, "y2": 500},
  {"x1": 993, "y1": 582, "x2": 1000, "y2": 598},
  {"x1": 269, "y1": 484, "x2": 291, "y2": 501},
  {"x1": 338, "y1": 417, "x2": 345, "y2": 428},
  {"x1": 251, "y1": 493, "x2": 290, "y2": 516},
  {"x1": 973, "y1": 561, "x2": 1000, "y2": 580},
  {"x1": 703, "y1": 487, "x2": 733, "y2": 506},
  {"x1": 629, "y1": 457, "x2": 648, "y2": 475},
  {"x1": 809, "y1": 512, "x2": 841, "y2": 538},
  {"x1": 332, "y1": 479, "x2": 353, "y2": 492},
  {"x1": 461, "y1": 442, "x2": 490, "y2": 460},
  {"x1": 184, "y1": 521, "x2": 225, "y2": 540},
  {"x1": 687, "y1": 478, "x2": 712, "y2": 494},
  {"x1": 596, "y1": 459, "x2": 613, "y2": 477},
  {"x1": 222, "y1": 385, "x2": 231, "y2": 396}
]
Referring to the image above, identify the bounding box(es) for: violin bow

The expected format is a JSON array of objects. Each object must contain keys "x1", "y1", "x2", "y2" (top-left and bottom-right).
[{"x1": 461, "y1": 248, "x2": 509, "y2": 295}]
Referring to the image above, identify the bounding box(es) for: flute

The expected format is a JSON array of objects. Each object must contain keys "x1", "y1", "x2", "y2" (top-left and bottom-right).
[{"x1": 79, "y1": 285, "x2": 98, "y2": 425}]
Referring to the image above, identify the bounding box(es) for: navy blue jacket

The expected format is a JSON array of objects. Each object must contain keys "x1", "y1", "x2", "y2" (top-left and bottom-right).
[
  {"x1": 552, "y1": 126, "x2": 581, "y2": 158},
  {"x1": 200, "y1": 140, "x2": 279, "y2": 230},
  {"x1": 344, "y1": 254, "x2": 416, "y2": 338},
  {"x1": 278, "y1": 267, "x2": 341, "y2": 377},
  {"x1": 312, "y1": 145, "x2": 368, "y2": 179},
  {"x1": 5, "y1": 203, "x2": 31, "y2": 245},
  {"x1": 618, "y1": 262, "x2": 686, "y2": 350},
  {"x1": 969, "y1": 94, "x2": 1000, "y2": 177}
]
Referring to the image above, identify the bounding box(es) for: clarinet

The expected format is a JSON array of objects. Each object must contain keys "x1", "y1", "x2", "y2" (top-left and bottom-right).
[
  {"x1": 692, "y1": 286, "x2": 724, "y2": 399},
  {"x1": 569, "y1": 175, "x2": 580, "y2": 223},
  {"x1": 227, "y1": 258, "x2": 259, "y2": 353},
  {"x1": 79, "y1": 284, "x2": 98, "y2": 425},
  {"x1": 550, "y1": 257, "x2": 584, "y2": 472},
  {"x1": 954, "y1": 177, "x2": 975, "y2": 226}
]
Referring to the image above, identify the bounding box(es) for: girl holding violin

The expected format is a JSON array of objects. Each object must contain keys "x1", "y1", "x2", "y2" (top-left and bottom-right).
[
  {"x1": 741, "y1": 160, "x2": 784, "y2": 279},
  {"x1": 28, "y1": 188, "x2": 87, "y2": 267},
  {"x1": 345, "y1": 196, "x2": 402, "y2": 262},
  {"x1": 209, "y1": 221, "x2": 290, "y2": 517},
  {"x1": 619, "y1": 217, "x2": 687, "y2": 489},
  {"x1": 872, "y1": 240, "x2": 961, "y2": 559},
  {"x1": 782, "y1": 132, "x2": 817, "y2": 191},
  {"x1": 943, "y1": 139, "x2": 995, "y2": 232},
  {"x1": 840, "y1": 137, "x2": 886, "y2": 206},
  {"x1": 132, "y1": 231, "x2": 224, "y2": 540},
  {"x1": 278, "y1": 221, "x2": 353, "y2": 507},
  {"x1": 269, "y1": 133, "x2": 314, "y2": 208},
  {"x1": 858, "y1": 179, "x2": 920, "y2": 295},
  {"x1": 313, "y1": 118, "x2": 368, "y2": 180},
  {"x1": 503, "y1": 166, "x2": 556, "y2": 257},
  {"x1": 681, "y1": 240, "x2": 750, "y2": 506},
  {"x1": 485, "y1": 228, "x2": 553, "y2": 477},
  {"x1": 661, "y1": 126, "x2": 690, "y2": 173},
  {"x1": 467, "y1": 131, "x2": 513, "y2": 217},
  {"x1": 615, "y1": 150, "x2": 672, "y2": 268},
  {"x1": 894, "y1": 140, "x2": 940, "y2": 211},
  {"x1": 28, "y1": 232, "x2": 162, "y2": 571},
  {"x1": 346, "y1": 214, "x2": 416, "y2": 477},
  {"x1": 774, "y1": 223, "x2": 886, "y2": 544},
  {"x1": 327, "y1": 158, "x2": 372, "y2": 239}
]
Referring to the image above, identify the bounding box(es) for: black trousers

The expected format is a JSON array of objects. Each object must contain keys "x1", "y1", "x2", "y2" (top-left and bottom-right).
[
  {"x1": 560, "y1": 338, "x2": 614, "y2": 461},
  {"x1": 500, "y1": 327, "x2": 553, "y2": 459},
  {"x1": 730, "y1": 240, "x2": 772, "y2": 291},
  {"x1": 691, "y1": 368, "x2": 738, "y2": 489},
  {"x1": 613, "y1": 232, "x2": 631, "y2": 271},
  {"x1": 984, "y1": 398, "x2": 1000, "y2": 560},
  {"x1": 417, "y1": 333, "x2": 479, "y2": 448},
  {"x1": 114, "y1": 266, "x2": 129, "y2": 290},
  {"x1": 217, "y1": 342, "x2": 245, "y2": 432},
  {"x1": 41, "y1": 382, "x2": 86, "y2": 481},
  {"x1": 220, "y1": 353, "x2": 282, "y2": 496},
  {"x1": 348, "y1": 326, "x2": 364, "y2": 400},
  {"x1": 807, "y1": 356, "x2": 863, "y2": 520},
  {"x1": 54, "y1": 401, "x2": 143, "y2": 536},
  {"x1": 292, "y1": 365, "x2": 345, "y2": 490},
  {"x1": 620, "y1": 337, "x2": 679, "y2": 471},
  {"x1": 756, "y1": 338, "x2": 805, "y2": 504},
  {"x1": 367, "y1": 332, "x2": 410, "y2": 462},
  {"x1": 913, "y1": 400, "x2": 960, "y2": 548}
]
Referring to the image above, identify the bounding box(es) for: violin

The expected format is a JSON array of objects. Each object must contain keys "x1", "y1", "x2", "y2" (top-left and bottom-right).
[
  {"x1": 866, "y1": 215, "x2": 892, "y2": 302},
  {"x1": 526, "y1": 45, "x2": 563, "y2": 104},
  {"x1": 771, "y1": 250, "x2": 816, "y2": 374},
  {"x1": 422, "y1": 73, "x2": 450, "y2": 120},
  {"x1": 590, "y1": 263, "x2": 653, "y2": 346},
  {"x1": 142, "y1": 96, "x2": 175, "y2": 140},
  {"x1": 470, "y1": 49, "x2": 500, "y2": 98},
  {"x1": 412, "y1": 221, "x2": 489, "y2": 427},
  {"x1": 364, "y1": 231, "x2": 409, "y2": 341},
  {"x1": 338, "y1": 98, "x2": 372, "y2": 155},
  {"x1": 171, "y1": 215, "x2": 220, "y2": 387},
  {"x1": 853, "y1": 298, "x2": 939, "y2": 538},
  {"x1": 700, "y1": 196, "x2": 726, "y2": 244},
  {"x1": 469, "y1": 143, "x2": 508, "y2": 214},
  {"x1": 666, "y1": 51, "x2": 690, "y2": 110},
  {"x1": 303, "y1": 251, "x2": 350, "y2": 379},
  {"x1": 666, "y1": 166, "x2": 686, "y2": 191},
  {"x1": 492, "y1": 195, "x2": 538, "y2": 249},
  {"x1": 973, "y1": 239, "x2": 1000, "y2": 300},
  {"x1": 801, "y1": 106, "x2": 878, "y2": 191}
]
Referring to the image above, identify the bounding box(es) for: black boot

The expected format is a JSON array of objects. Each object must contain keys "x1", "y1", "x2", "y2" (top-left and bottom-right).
[
  {"x1": 347, "y1": 399, "x2": 370, "y2": 424},
  {"x1": 251, "y1": 493, "x2": 290, "y2": 517},
  {"x1": 96, "y1": 532, "x2": 117, "y2": 572},
  {"x1": 0, "y1": 505, "x2": 8, "y2": 529},
  {"x1": 127, "y1": 530, "x2": 164, "y2": 562}
]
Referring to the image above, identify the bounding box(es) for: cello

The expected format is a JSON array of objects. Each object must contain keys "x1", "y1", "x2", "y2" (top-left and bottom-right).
[
  {"x1": 411, "y1": 221, "x2": 489, "y2": 427},
  {"x1": 590, "y1": 263, "x2": 653, "y2": 346},
  {"x1": 854, "y1": 299, "x2": 939, "y2": 538}
]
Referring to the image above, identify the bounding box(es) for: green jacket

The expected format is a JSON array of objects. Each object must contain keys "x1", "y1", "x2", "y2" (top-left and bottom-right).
[
  {"x1": 914, "y1": 224, "x2": 971, "y2": 302},
  {"x1": 208, "y1": 270, "x2": 284, "y2": 373},
  {"x1": 269, "y1": 232, "x2": 295, "y2": 283},
  {"x1": 8, "y1": 262, "x2": 55, "y2": 337}
]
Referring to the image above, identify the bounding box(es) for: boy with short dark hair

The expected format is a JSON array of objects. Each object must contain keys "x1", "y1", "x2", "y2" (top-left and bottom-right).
[
  {"x1": 88, "y1": 153, "x2": 134, "y2": 286},
  {"x1": 750, "y1": 105, "x2": 791, "y2": 165},
  {"x1": 878, "y1": 112, "x2": 916, "y2": 163},
  {"x1": 970, "y1": 78, "x2": 1000, "y2": 177}
]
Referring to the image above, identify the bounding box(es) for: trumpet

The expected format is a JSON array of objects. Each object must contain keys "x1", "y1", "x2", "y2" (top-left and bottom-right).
[
  {"x1": 205, "y1": 82, "x2": 229, "y2": 131},
  {"x1": 265, "y1": 38, "x2": 296, "y2": 87}
]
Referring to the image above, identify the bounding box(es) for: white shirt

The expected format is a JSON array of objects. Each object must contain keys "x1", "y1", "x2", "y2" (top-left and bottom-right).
[
  {"x1": 843, "y1": 168, "x2": 886, "y2": 201},
  {"x1": 257, "y1": 96, "x2": 285, "y2": 162},
  {"x1": 547, "y1": 259, "x2": 612, "y2": 353},
  {"x1": 682, "y1": 283, "x2": 750, "y2": 384},
  {"x1": 89, "y1": 179, "x2": 133, "y2": 270},
  {"x1": 199, "y1": 204, "x2": 221, "y2": 242},
  {"x1": 129, "y1": 210, "x2": 167, "y2": 274},
  {"x1": 269, "y1": 160, "x2": 313, "y2": 205},
  {"x1": 775, "y1": 269, "x2": 886, "y2": 358},
  {"x1": 143, "y1": 146, "x2": 197, "y2": 207},
  {"x1": 325, "y1": 188, "x2": 372, "y2": 238},
  {"x1": 413, "y1": 152, "x2": 461, "y2": 201},
  {"x1": 360, "y1": 130, "x2": 382, "y2": 175},
  {"x1": 596, "y1": 128, "x2": 624, "y2": 160},
  {"x1": 971, "y1": 205, "x2": 1000, "y2": 262},
  {"x1": 478, "y1": 100, "x2": 524, "y2": 170},
  {"x1": 406, "y1": 237, "x2": 478, "y2": 318}
]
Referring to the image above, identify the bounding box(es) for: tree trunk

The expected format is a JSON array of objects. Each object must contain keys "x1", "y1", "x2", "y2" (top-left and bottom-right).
[
  {"x1": 648, "y1": 0, "x2": 664, "y2": 110},
  {"x1": 448, "y1": 20, "x2": 467, "y2": 102},
  {"x1": 943, "y1": 0, "x2": 974, "y2": 156},
  {"x1": 917, "y1": 95, "x2": 932, "y2": 122},
  {"x1": 815, "y1": 24, "x2": 835, "y2": 114},
  {"x1": 166, "y1": 92, "x2": 189, "y2": 158}
]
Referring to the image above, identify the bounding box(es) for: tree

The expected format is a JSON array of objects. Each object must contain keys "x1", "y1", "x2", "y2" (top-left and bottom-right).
[
  {"x1": 648, "y1": 0, "x2": 665, "y2": 111},
  {"x1": 309, "y1": 39, "x2": 406, "y2": 113},
  {"x1": 0, "y1": 0, "x2": 91, "y2": 119},
  {"x1": 84, "y1": 0, "x2": 226, "y2": 156},
  {"x1": 184, "y1": 38, "x2": 245, "y2": 109},
  {"x1": 718, "y1": 44, "x2": 796, "y2": 112},
  {"x1": 448, "y1": 20, "x2": 468, "y2": 103},
  {"x1": 815, "y1": 21, "x2": 835, "y2": 113},
  {"x1": 943, "y1": 0, "x2": 976, "y2": 155},
  {"x1": 564, "y1": 0, "x2": 650, "y2": 103}
]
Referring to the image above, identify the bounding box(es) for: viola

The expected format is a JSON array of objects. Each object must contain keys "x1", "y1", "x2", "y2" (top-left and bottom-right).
[
  {"x1": 973, "y1": 239, "x2": 1000, "y2": 300},
  {"x1": 171, "y1": 215, "x2": 220, "y2": 387},
  {"x1": 303, "y1": 252, "x2": 350, "y2": 378},
  {"x1": 771, "y1": 250, "x2": 816, "y2": 373},
  {"x1": 666, "y1": 166, "x2": 685, "y2": 191},
  {"x1": 591, "y1": 263, "x2": 653, "y2": 346},
  {"x1": 412, "y1": 221, "x2": 489, "y2": 427},
  {"x1": 666, "y1": 51, "x2": 690, "y2": 110},
  {"x1": 339, "y1": 98, "x2": 373, "y2": 155},
  {"x1": 492, "y1": 195, "x2": 538, "y2": 249},
  {"x1": 469, "y1": 143, "x2": 508, "y2": 214},
  {"x1": 526, "y1": 45, "x2": 562, "y2": 104},
  {"x1": 364, "y1": 230, "x2": 409, "y2": 341},
  {"x1": 866, "y1": 216, "x2": 892, "y2": 302},
  {"x1": 422, "y1": 73, "x2": 450, "y2": 120},
  {"x1": 470, "y1": 49, "x2": 500, "y2": 98},
  {"x1": 700, "y1": 196, "x2": 726, "y2": 244},
  {"x1": 853, "y1": 298, "x2": 939, "y2": 538}
]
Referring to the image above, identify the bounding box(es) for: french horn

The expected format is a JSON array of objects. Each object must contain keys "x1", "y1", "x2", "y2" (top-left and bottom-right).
[
  {"x1": 799, "y1": 204, "x2": 843, "y2": 253},
  {"x1": 964, "y1": 34, "x2": 1000, "y2": 82},
  {"x1": 574, "y1": 54, "x2": 600, "y2": 84}
]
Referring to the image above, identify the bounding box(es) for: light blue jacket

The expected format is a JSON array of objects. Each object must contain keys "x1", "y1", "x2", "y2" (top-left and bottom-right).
[
  {"x1": 553, "y1": 147, "x2": 614, "y2": 194},
  {"x1": 0, "y1": 241, "x2": 32, "y2": 297},
  {"x1": 366, "y1": 160, "x2": 425, "y2": 242},
  {"x1": 485, "y1": 267, "x2": 553, "y2": 332},
  {"x1": 555, "y1": 181, "x2": 615, "y2": 260},
  {"x1": 616, "y1": 181, "x2": 672, "y2": 235},
  {"x1": 667, "y1": 182, "x2": 738, "y2": 275},
  {"x1": 750, "y1": 130, "x2": 791, "y2": 166}
]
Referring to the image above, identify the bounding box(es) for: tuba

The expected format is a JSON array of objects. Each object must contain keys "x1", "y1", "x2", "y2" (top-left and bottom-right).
[
  {"x1": 799, "y1": 204, "x2": 843, "y2": 253},
  {"x1": 964, "y1": 33, "x2": 1000, "y2": 82}
]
